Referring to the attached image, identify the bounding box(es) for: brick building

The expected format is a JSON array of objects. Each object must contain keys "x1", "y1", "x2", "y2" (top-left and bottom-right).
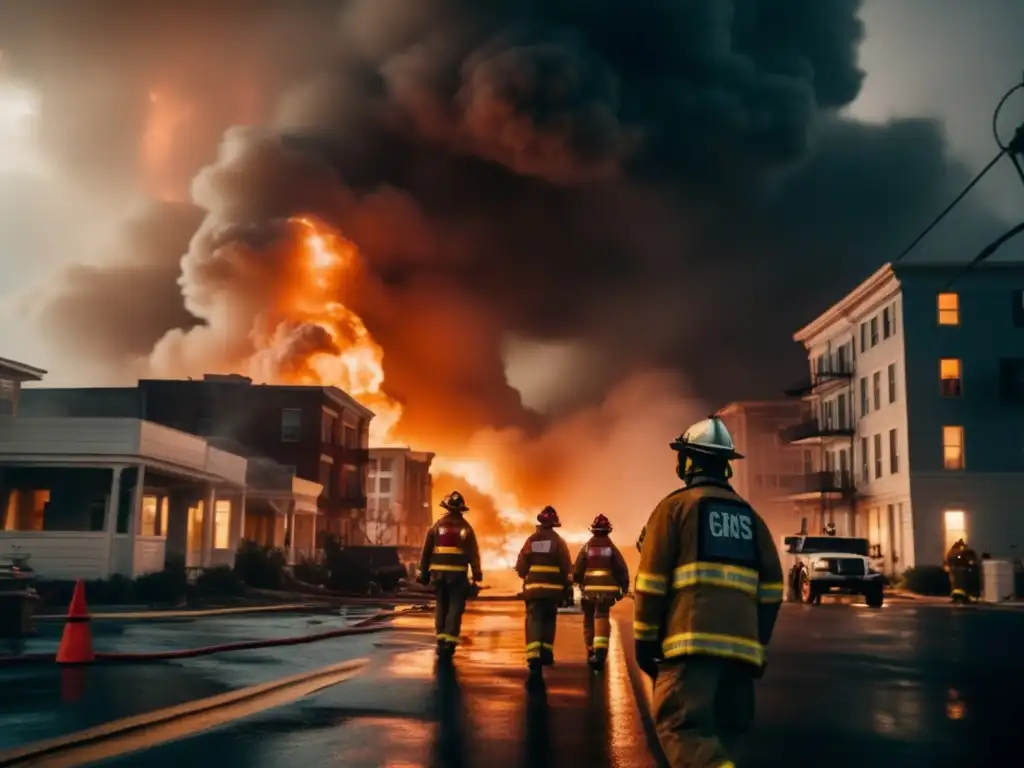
[{"x1": 366, "y1": 447, "x2": 435, "y2": 563}]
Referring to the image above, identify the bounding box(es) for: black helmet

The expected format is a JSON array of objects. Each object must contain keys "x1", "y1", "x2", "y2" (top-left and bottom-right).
[{"x1": 440, "y1": 491, "x2": 470, "y2": 513}]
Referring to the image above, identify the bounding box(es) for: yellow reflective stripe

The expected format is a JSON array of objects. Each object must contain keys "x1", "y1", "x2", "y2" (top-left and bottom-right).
[
  {"x1": 526, "y1": 641, "x2": 543, "y2": 650},
  {"x1": 661, "y1": 632, "x2": 764, "y2": 665},
  {"x1": 757, "y1": 581, "x2": 784, "y2": 603},
  {"x1": 593, "y1": 637, "x2": 609, "y2": 649},
  {"x1": 529, "y1": 565, "x2": 562, "y2": 573},
  {"x1": 430, "y1": 565, "x2": 467, "y2": 572},
  {"x1": 586, "y1": 569, "x2": 611, "y2": 577},
  {"x1": 524, "y1": 582, "x2": 563, "y2": 590},
  {"x1": 437, "y1": 633, "x2": 461, "y2": 644},
  {"x1": 542, "y1": 643, "x2": 554, "y2": 650},
  {"x1": 672, "y1": 562, "x2": 759, "y2": 596},
  {"x1": 434, "y1": 546, "x2": 464, "y2": 555},
  {"x1": 635, "y1": 572, "x2": 668, "y2": 595},
  {"x1": 526, "y1": 648, "x2": 542, "y2": 659},
  {"x1": 633, "y1": 621, "x2": 660, "y2": 642},
  {"x1": 584, "y1": 585, "x2": 621, "y2": 592},
  {"x1": 952, "y1": 588, "x2": 967, "y2": 596}
]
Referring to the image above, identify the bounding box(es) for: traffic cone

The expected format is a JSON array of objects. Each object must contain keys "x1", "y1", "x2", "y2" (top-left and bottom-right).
[{"x1": 56, "y1": 580, "x2": 94, "y2": 664}]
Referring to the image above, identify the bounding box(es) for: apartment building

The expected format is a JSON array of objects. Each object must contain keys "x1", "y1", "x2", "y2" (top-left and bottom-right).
[
  {"x1": 366, "y1": 448, "x2": 434, "y2": 561},
  {"x1": 716, "y1": 401, "x2": 805, "y2": 537},
  {"x1": 780, "y1": 262, "x2": 1024, "y2": 572}
]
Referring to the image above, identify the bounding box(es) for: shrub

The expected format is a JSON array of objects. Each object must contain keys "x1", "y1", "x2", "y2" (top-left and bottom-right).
[
  {"x1": 901, "y1": 565, "x2": 952, "y2": 596},
  {"x1": 136, "y1": 560, "x2": 188, "y2": 605},
  {"x1": 322, "y1": 537, "x2": 373, "y2": 593},
  {"x1": 196, "y1": 565, "x2": 246, "y2": 597},
  {"x1": 292, "y1": 557, "x2": 329, "y2": 586},
  {"x1": 234, "y1": 540, "x2": 287, "y2": 589}
]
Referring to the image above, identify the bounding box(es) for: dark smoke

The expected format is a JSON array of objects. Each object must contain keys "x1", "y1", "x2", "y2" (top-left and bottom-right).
[{"x1": 12, "y1": 0, "x2": 1011, "y2": 430}]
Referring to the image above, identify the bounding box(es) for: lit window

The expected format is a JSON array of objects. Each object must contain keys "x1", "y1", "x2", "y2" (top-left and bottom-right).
[
  {"x1": 938, "y1": 293, "x2": 959, "y2": 325},
  {"x1": 214, "y1": 500, "x2": 232, "y2": 550},
  {"x1": 943, "y1": 510, "x2": 967, "y2": 554},
  {"x1": 942, "y1": 426, "x2": 964, "y2": 470},
  {"x1": 160, "y1": 497, "x2": 169, "y2": 538},
  {"x1": 141, "y1": 496, "x2": 160, "y2": 537},
  {"x1": 940, "y1": 359, "x2": 962, "y2": 397}
]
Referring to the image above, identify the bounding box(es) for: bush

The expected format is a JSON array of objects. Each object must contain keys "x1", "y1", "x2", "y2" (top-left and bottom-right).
[
  {"x1": 234, "y1": 540, "x2": 287, "y2": 589},
  {"x1": 901, "y1": 565, "x2": 952, "y2": 596},
  {"x1": 292, "y1": 557, "x2": 329, "y2": 586},
  {"x1": 136, "y1": 560, "x2": 188, "y2": 605},
  {"x1": 322, "y1": 537, "x2": 373, "y2": 593},
  {"x1": 196, "y1": 565, "x2": 246, "y2": 597}
]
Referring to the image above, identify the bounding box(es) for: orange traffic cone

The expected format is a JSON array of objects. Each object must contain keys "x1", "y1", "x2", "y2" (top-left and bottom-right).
[{"x1": 56, "y1": 580, "x2": 94, "y2": 664}]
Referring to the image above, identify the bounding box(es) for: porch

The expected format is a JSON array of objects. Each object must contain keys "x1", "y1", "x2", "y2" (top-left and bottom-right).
[
  {"x1": 243, "y1": 459, "x2": 322, "y2": 565},
  {"x1": 0, "y1": 418, "x2": 247, "y2": 580}
]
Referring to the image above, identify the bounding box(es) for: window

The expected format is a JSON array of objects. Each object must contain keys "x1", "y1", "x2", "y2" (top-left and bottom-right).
[
  {"x1": 860, "y1": 377, "x2": 868, "y2": 416},
  {"x1": 943, "y1": 510, "x2": 968, "y2": 555},
  {"x1": 940, "y1": 358, "x2": 962, "y2": 397},
  {"x1": 873, "y1": 433, "x2": 883, "y2": 479},
  {"x1": 1014, "y1": 290, "x2": 1024, "y2": 327},
  {"x1": 214, "y1": 500, "x2": 231, "y2": 550},
  {"x1": 281, "y1": 408, "x2": 302, "y2": 442},
  {"x1": 888, "y1": 429, "x2": 899, "y2": 474},
  {"x1": 321, "y1": 412, "x2": 337, "y2": 443},
  {"x1": 860, "y1": 437, "x2": 869, "y2": 484},
  {"x1": 378, "y1": 476, "x2": 392, "y2": 495},
  {"x1": 319, "y1": 457, "x2": 334, "y2": 496},
  {"x1": 882, "y1": 307, "x2": 891, "y2": 339},
  {"x1": 859, "y1": 322, "x2": 867, "y2": 353},
  {"x1": 160, "y1": 498, "x2": 169, "y2": 538},
  {"x1": 870, "y1": 317, "x2": 879, "y2": 346},
  {"x1": 938, "y1": 292, "x2": 959, "y2": 325},
  {"x1": 1000, "y1": 358, "x2": 1024, "y2": 402},
  {"x1": 890, "y1": 302, "x2": 898, "y2": 336},
  {"x1": 872, "y1": 371, "x2": 881, "y2": 411},
  {"x1": 141, "y1": 496, "x2": 160, "y2": 536},
  {"x1": 887, "y1": 363, "x2": 897, "y2": 403},
  {"x1": 942, "y1": 426, "x2": 964, "y2": 470},
  {"x1": 836, "y1": 393, "x2": 847, "y2": 428},
  {"x1": 378, "y1": 458, "x2": 393, "y2": 473}
]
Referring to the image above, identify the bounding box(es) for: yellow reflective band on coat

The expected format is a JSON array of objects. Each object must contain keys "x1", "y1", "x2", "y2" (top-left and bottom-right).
[
  {"x1": 586, "y1": 569, "x2": 611, "y2": 577},
  {"x1": 437, "y1": 633, "x2": 461, "y2": 644},
  {"x1": 593, "y1": 637, "x2": 609, "y2": 649},
  {"x1": 635, "y1": 572, "x2": 668, "y2": 595},
  {"x1": 633, "y1": 621, "x2": 660, "y2": 642},
  {"x1": 584, "y1": 585, "x2": 621, "y2": 592},
  {"x1": 526, "y1": 640, "x2": 543, "y2": 659},
  {"x1": 434, "y1": 546, "x2": 465, "y2": 555},
  {"x1": 952, "y1": 588, "x2": 967, "y2": 597},
  {"x1": 430, "y1": 564, "x2": 467, "y2": 573},
  {"x1": 661, "y1": 632, "x2": 764, "y2": 666},
  {"x1": 672, "y1": 562, "x2": 759, "y2": 596},
  {"x1": 529, "y1": 565, "x2": 562, "y2": 573},
  {"x1": 757, "y1": 581, "x2": 784, "y2": 603},
  {"x1": 524, "y1": 582, "x2": 563, "y2": 591}
]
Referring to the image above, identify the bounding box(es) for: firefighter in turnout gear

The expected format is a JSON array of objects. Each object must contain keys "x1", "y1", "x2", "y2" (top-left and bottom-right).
[
  {"x1": 944, "y1": 538, "x2": 979, "y2": 603},
  {"x1": 573, "y1": 514, "x2": 630, "y2": 671},
  {"x1": 634, "y1": 416, "x2": 785, "y2": 768},
  {"x1": 417, "y1": 491, "x2": 483, "y2": 661},
  {"x1": 516, "y1": 505, "x2": 572, "y2": 677}
]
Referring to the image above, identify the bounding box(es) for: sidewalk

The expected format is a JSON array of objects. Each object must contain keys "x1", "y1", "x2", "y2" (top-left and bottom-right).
[{"x1": 888, "y1": 588, "x2": 1024, "y2": 609}]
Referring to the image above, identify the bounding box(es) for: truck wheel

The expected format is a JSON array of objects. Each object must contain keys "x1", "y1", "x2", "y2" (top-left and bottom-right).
[
  {"x1": 865, "y1": 586, "x2": 884, "y2": 608},
  {"x1": 799, "y1": 570, "x2": 817, "y2": 605}
]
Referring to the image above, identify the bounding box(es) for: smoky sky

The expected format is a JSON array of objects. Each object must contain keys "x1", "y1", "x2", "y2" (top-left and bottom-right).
[{"x1": 3, "y1": 0, "x2": 1016, "y2": 436}]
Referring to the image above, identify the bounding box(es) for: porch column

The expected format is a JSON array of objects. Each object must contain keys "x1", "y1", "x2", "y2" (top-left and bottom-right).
[
  {"x1": 203, "y1": 485, "x2": 216, "y2": 569},
  {"x1": 234, "y1": 489, "x2": 247, "y2": 552},
  {"x1": 125, "y1": 464, "x2": 146, "y2": 578},
  {"x1": 287, "y1": 502, "x2": 296, "y2": 565},
  {"x1": 308, "y1": 511, "x2": 317, "y2": 559},
  {"x1": 103, "y1": 466, "x2": 124, "y2": 579}
]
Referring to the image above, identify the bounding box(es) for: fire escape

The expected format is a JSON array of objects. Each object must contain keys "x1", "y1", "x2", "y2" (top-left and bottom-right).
[{"x1": 780, "y1": 346, "x2": 857, "y2": 534}]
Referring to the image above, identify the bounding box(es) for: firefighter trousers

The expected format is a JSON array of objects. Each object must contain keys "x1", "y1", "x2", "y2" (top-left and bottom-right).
[
  {"x1": 652, "y1": 656, "x2": 755, "y2": 768},
  {"x1": 525, "y1": 599, "x2": 558, "y2": 661},
  {"x1": 434, "y1": 575, "x2": 470, "y2": 644},
  {"x1": 582, "y1": 598, "x2": 612, "y2": 655}
]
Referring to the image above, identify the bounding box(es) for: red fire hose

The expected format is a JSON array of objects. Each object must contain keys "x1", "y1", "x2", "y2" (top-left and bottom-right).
[{"x1": 0, "y1": 607, "x2": 427, "y2": 667}]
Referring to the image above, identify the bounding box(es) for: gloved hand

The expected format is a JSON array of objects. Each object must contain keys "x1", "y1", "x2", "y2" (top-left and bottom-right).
[
  {"x1": 468, "y1": 581, "x2": 482, "y2": 599},
  {"x1": 562, "y1": 586, "x2": 575, "y2": 608},
  {"x1": 635, "y1": 640, "x2": 661, "y2": 680}
]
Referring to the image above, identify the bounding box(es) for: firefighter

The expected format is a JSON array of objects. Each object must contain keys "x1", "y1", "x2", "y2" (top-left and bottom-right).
[
  {"x1": 573, "y1": 514, "x2": 630, "y2": 671},
  {"x1": 633, "y1": 415, "x2": 785, "y2": 768},
  {"x1": 516, "y1": 505, "x2": 572, "y2": 678},
  {"x1": 944, "y1": 538, "x2": 979, "y2": 603},
  {"x1": 417, "y1": 491, "x2": 483, "y2": 661}
]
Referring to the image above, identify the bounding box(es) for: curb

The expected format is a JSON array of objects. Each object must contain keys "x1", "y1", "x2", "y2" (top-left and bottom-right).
[
  {"x1": 615, "y1": 615, "x2": 669, "y2": 768},
  {"x1": 35, "y1": 602, "x2": 329, "y2": 622},
  {"x1": 0, "y1": 657, "x2": 369, "y2": 767},
  {"x1": 888, "y1": 590, "x2": 1024, "y2": 610}
]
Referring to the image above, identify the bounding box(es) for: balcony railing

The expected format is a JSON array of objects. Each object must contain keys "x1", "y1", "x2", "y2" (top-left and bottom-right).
[
  {"x1": 779, "y1": 419, "x2": 855, "y2": 443},
  {"x1": 781, "y1": 470, "x2": 855, "y2": 495},
  {"x1": 784, "y1": 360, "x2": 855, "y2": 397}
]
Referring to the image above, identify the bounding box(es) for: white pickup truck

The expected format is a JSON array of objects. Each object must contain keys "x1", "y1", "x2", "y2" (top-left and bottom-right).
[{"x1": 782, "y1": 533, "x2": 884, "y2": 608}]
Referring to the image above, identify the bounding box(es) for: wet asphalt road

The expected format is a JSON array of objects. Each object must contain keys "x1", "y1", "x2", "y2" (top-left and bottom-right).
[{"x1": 4, "y1": 598, "x2": 1024, "y2": 767}]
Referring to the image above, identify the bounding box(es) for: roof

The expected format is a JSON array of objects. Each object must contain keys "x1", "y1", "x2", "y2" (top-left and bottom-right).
[
  {"x1": 0, "y1": 356, "x2": 46, "y2": 382},
  {"x1": 370, "y1": 446, "x2": 435, "y2": 465}
]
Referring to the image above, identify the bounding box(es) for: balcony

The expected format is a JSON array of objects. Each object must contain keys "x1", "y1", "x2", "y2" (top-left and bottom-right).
[
  {"x1": 778, "y1": 470, "x2": 855, "y2": 501},
  {"x1": 784, "y1": 360, "x2": 855, "y2": 398},
  {"x1": 339, "y1": 447, "x2": 370, "y2": 465},
  {"x1": 337, "y1": 494, "x2": 368, "y2": 510},
  {"x1": 779, "y1": 419, "x2": 855, "y2": 444}
]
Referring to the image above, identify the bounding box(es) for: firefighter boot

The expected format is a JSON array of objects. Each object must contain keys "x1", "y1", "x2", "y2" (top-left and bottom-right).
[
  {"x1": 588, "y1": 650, "x2": 607, "y2": 672},
  {"x1": 541, "y1": 647, "x2": 555, "y2": 667}
]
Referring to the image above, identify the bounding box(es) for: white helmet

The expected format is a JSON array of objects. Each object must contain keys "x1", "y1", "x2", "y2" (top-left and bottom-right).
[{"x1": 670, "y1": 415, "x2": 744, "y2": 459}]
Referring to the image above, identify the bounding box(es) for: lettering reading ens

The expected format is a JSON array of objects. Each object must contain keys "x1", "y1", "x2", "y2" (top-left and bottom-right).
[{"x1": 709, "y1": 509, "x2": 753, "y2": 541}]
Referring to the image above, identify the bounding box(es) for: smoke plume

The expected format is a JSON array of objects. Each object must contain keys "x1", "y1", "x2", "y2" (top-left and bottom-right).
[{"x1": 4, "y1": 0, "x2": 1014, "y2": 537}]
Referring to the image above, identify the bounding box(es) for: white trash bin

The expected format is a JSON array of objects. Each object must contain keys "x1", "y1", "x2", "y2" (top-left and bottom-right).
[{"x1": 981, "y1": 559, "x2": 1015, "y2": 603}]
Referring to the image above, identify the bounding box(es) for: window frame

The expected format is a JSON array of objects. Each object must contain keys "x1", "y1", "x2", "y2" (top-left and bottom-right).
[
  {"x1": 939, "y1": 358, "x2": 963, "y2": 398},
  {"x1": 281, "y1": 408, "x2": 302, "y2": 442},
  {"x1": 942, "y1": 425, "x2": 965, "y2": 470},
  {"x1": 938, "y1": 292, "x2": 960, "y2": 326}
]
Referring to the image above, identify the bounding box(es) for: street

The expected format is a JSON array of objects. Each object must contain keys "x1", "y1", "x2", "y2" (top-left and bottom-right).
[{"x1": 2, "y1": 596, "x2": 1021, "y2": 767}]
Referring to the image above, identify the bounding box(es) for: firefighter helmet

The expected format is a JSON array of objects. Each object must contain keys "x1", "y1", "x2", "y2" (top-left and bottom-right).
[
  {"x1": 590, "y1": 514, "x2": 612, "y2": 534},
  {"x1": 440, "y1": 491, "x2": 470, "y2": 513},
  {"x1": 669, "y1": 415, "x2": 744, "y2": 459},
  {"x1": 537, "y1": 506, "x2": 561, "y2": 528}
]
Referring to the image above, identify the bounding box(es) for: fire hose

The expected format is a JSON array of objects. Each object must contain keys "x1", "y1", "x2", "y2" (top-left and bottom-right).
[{"x1": 0, "y1": 605, "x2": 431, "y2": 667}]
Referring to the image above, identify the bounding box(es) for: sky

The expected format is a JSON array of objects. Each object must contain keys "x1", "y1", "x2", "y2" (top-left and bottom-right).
[{"x1": 0, "y1": 0, "x2": 1022, "y2": 383}]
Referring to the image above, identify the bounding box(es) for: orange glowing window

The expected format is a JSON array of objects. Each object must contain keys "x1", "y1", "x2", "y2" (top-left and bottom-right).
[
  {"x1": 937, "y1": 293, "x2": 959, "y2": 325},
  {"x1": 939, "y1": 359, "x2": 962, "y2": 397},
  {"x1": 942, "y1": 426, "x2": 964, "y2": 470}
]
